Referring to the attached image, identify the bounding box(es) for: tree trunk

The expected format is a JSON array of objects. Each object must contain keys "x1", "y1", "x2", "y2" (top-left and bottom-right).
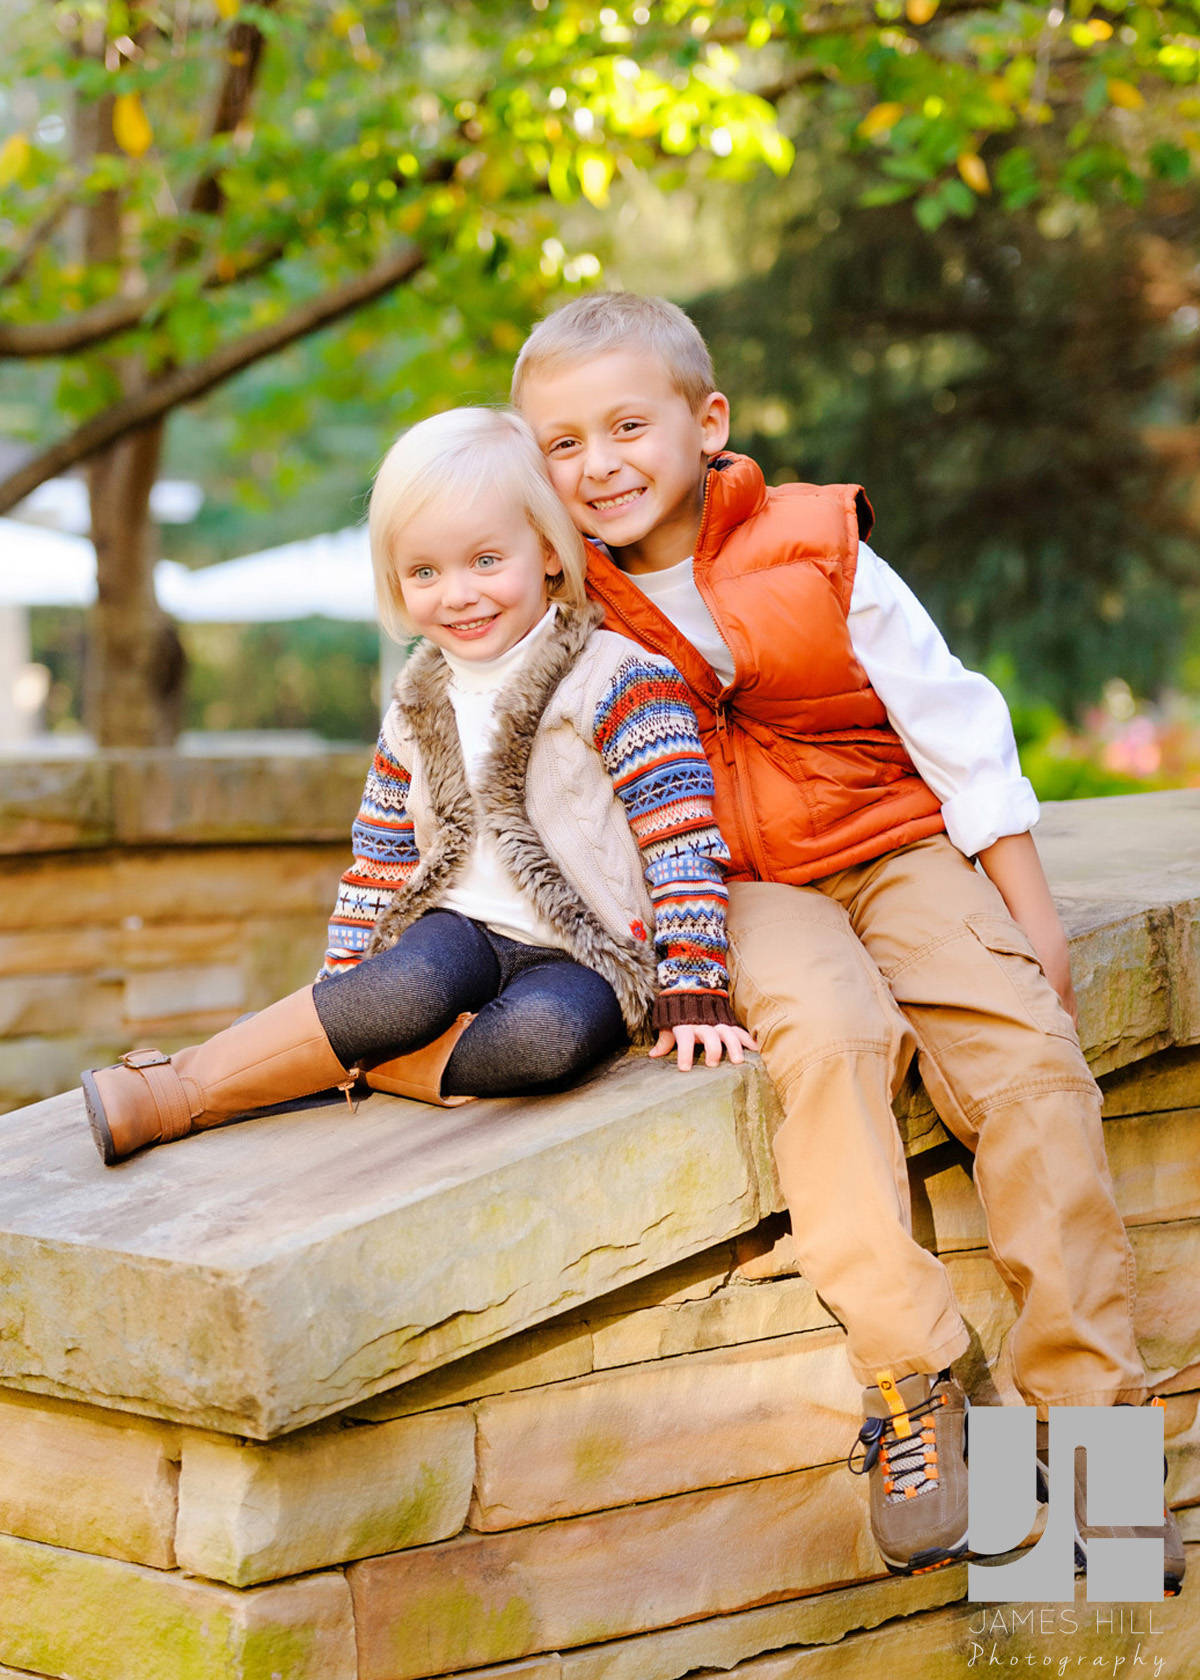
[{"x1": 84, "y1": 418, "x2": 185, "y2": 748}]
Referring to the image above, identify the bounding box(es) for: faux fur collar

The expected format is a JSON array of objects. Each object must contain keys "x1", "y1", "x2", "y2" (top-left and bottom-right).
[{"x1": 364, "y1": 601, "x2": 657, "y2": 1032}]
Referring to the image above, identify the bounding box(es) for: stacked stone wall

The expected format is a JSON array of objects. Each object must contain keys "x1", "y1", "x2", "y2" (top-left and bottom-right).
[
  {"x1": 0, "y1": 750, "x2": 367, "y2": 1112},
  {"x1": 0, "y1": 784, "x2": 1197, "y2": 1677},
  {"x1": 1, "y1": 1050, "x2": 1199, "y2": 1680}
]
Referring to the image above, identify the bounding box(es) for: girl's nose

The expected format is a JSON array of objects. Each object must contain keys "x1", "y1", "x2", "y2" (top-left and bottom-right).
[{"x1": 443, "y1": 571, "x2": 480, "y2": 609}]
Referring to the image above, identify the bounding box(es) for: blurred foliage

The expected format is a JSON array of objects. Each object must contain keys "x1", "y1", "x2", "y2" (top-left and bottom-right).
[
  {"x1": 182, "y1": 618, "x2": 382, "y2": 741},
  {"x1": 690, "y1": 169, "x2": 1200, "y2": 715},
  {"x1": 8, "y1": 0, "x2": 1200, "y2": 750}
]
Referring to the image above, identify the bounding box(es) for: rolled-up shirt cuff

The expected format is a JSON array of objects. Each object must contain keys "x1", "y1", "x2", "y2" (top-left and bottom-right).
[{"x1": 939, "y1": 776, "x2": 1040, "y2": 858}]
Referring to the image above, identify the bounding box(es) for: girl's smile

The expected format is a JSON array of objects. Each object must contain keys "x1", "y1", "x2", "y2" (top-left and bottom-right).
[{"x1": 393, "y1": 485, "x2": 562, "y2": 661}]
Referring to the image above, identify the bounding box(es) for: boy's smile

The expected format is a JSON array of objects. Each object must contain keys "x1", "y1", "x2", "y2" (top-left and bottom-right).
[{"x1": 519, "y1": 349, "x2": 729, "y2": 573}]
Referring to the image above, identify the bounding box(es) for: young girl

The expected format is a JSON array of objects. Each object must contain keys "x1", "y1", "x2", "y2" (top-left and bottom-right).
[{"x1": 82, "y1": 408, "x2": 755, "y2": 1164}]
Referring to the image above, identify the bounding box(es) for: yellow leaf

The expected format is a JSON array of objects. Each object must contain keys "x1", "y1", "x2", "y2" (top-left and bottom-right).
[
  {"x1": 857, "y1": 102, "x2": 905, "y2": 139},
  {"x1": 214, "y1": 0, "x2": 239, "y2": 16},
  {"x1": 112, "y1": 92, "x2": 153, "y2": 158},
  {"x1": 906, "y1": 0, "x2": 939, "y2": 24},
  {"x1": 1088, "y1": 18, "x2": 1113, "y2": 40},
  {"x1": 957, "y1": 150, "x2": 990, "y2": 194},
  {"x1": 1107, "y1": 78, "x2": 1144, "y2": 111},
  {"x1": 0, "y1": 132, "x2": 31, "y2": 187},
  {"x1": 579, "y1": 153, "x2": 611, "y2": 206},
  {"x1": 746, "y1": 17, "x2": 772, "y2": 48}
]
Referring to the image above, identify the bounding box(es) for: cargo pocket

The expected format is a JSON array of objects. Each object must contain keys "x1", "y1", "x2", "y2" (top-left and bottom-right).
[{"x1": 963, "y1": 913, "x2": 1077, "y2": 1040}]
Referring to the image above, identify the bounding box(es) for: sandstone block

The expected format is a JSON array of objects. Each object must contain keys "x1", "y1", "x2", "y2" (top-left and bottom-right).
[
  {"x1": 123, "y1": 963, "x2": 246, "y2": 1023},
  {"x1": 0, "y1": 846, "x2": 345, "y2": 938},
  {"x1": 110, "y1": 749, "x2": 368, "y2": 846},
  {"x1": 0, "y1": 927, "x2": 116, "y2": 979},
  {"x1": 175, "y1": 1407, "x2": 476, "y2": 1585},
  {"x1": 0, "y1": 1055, "x2": 774, "y2": 1436},
  {"x1": 730, "y1": 1553, "x2": 1200, "y2": 1680},
  {"x1": 0, "y1": 1532, "x2": 356, "y2": 1680},
  {"x1": 349, "y1": 1462, "x2": 875, "y2": 1679},
  {"x1": 354, "y1": 1320, "x2": 594, "y2": 1423},
  {"x1": 0, "y1": 1035, "x2": 125, "y2": 1115},
  {"x1": 0, "y1": 974, "x2": 123, "y2": 1039},
  {"x1": 1102, "y1": 1045, "x2": 1200, "y2": 1117},
  {"x1": 1129, "y1": 1218, "x2": 1200, "y2": 1385},
  {"x1": 553, "y1": 1569, "x2": 964, "y2": 1680},
  {"x1": 590, "y1": 1274, "x2": 836, "y2": 1370},
  {"x1": 117, "y1": 918, "x2": 243, "y2": 971},
  {"x1": 0, "y1": 1389, "x2": 180, "y2": 1567},
  {"x1": 472, "y1": 1327, "x2": 860, "y2": 1529},
  {"x1": 0, "y1": 755, "x2": 113, "y2": 854}
]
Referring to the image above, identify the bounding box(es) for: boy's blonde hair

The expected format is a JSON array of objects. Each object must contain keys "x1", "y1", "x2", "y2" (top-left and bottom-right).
[
  {"x1": 511, "y1": 291, "x2": 715, "y2": 413},
  {"x1": 369, "y1": 407, "x2": 589, "y2": 642}
]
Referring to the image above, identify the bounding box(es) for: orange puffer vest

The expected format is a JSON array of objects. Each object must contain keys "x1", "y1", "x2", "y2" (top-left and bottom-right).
[{"x1": 584, "y1": 453, "x2": 945, "y2": 885}]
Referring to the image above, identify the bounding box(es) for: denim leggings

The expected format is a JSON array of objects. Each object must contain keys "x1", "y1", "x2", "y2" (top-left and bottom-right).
[{"x1": 312, "y1": 909, "x2": 626, "y2": 1098}]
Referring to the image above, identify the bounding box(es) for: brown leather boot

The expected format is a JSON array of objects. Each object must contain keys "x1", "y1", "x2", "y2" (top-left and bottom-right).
[
  {"x1": 363, "y1": 1012, "x2": 476, "y2": 1107},
  {"x1": 82, "y1": 987, "x2": 353, "y2": 1165}
]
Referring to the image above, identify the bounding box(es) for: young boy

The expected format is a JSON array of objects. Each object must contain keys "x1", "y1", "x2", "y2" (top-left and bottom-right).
[{"x1": 513, "y1": 290, "x2": 1184, "y2": 1589}]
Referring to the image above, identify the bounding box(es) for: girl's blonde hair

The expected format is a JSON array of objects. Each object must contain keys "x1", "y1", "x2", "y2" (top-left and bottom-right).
[{"x1": 369, "y1": 407, "x2": 589, "y2": 642}]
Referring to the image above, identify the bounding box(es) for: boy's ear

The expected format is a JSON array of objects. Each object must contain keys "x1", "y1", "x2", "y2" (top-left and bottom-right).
[{"x1": 700, "y1": 390, "x2": 731, "y2": 456}]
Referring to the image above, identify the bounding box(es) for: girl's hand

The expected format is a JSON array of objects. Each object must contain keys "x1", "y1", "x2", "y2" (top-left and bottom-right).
[{"x1": 649, "y1": 1023, "x2": 759, "y2": 1070}]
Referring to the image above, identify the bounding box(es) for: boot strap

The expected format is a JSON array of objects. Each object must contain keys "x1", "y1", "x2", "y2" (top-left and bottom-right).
[{"x1": 121, "y1": 1050, "x2": 194, "y2": 1143}]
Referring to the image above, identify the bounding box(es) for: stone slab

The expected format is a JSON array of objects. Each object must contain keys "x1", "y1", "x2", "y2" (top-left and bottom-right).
[
  {"x1": 589, "y1": 1271, "x2": 836, "y2": 1368},
  {"x1": 349, "y1": 1462, "x2": 876, "y2": 1679},
  {"x1": 0, "y1": 749, "x2": 369, "y2": 853},
  {"x1": 1101, "y1": 1044, "x2": 1200, "y2": 1117},
  {"x1": 472, "y1": 1327, "x2": 859, "y2": 1529},
  {"x1": 0, "y1": 1388, "x2": 180, "y2": 1567},
  {"x1": 1034, "y1": 792, "x2": 1200, "y2": 1073},
  {"x1": 0, "y1": 1055, "x2": 776, "y2": 1436},
  {"x1": 552, "y1": 1569, "x2": 966, "y2": 1680},
  {"x1": 726, "y1": 1550, "x2": 1200, "y2": 1679},
  {"x1": 175, "y1": 1407, "x2": 476, "y2": 1586},
  {"x1": 0, "y1": 1531, "x2": 356, "y2": 1680},
  {"x1": 352, "y1": 1319, "x2": 596, "y2": 1423}
]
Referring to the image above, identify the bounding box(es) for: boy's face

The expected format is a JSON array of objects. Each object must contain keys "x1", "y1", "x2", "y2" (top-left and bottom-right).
[{"x1": 518, "y1": 348, "x2": 729, "y2": 573}]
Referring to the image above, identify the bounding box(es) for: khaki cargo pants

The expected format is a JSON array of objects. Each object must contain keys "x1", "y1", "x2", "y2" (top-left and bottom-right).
[{"x1": 726, "y1": 834, "x2": 1144, "y2": 1411}]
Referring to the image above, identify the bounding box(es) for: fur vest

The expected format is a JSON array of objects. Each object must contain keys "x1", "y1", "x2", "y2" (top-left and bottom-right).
[{"x1": 364, "y1": 602, "x2": 660, "y2": 1034}]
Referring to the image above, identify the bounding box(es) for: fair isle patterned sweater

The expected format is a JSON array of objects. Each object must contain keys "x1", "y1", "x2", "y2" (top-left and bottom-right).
[{"x1": 321, "y1": 634, "x2": 737, "y2": 1034}]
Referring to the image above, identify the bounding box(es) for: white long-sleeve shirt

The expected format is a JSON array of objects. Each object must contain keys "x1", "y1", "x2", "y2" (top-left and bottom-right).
[{"x1": 625, "y1": 542, "x2": 1038, "y2": 859}]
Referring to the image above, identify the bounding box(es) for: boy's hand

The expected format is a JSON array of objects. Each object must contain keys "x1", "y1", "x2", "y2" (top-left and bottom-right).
[
  {"x1": 649, "y1": 1023, "x2": 759, "y2": 1070},
  {"x1": 977, "y1": 831, "x2": 1079, "y2": 1027}
]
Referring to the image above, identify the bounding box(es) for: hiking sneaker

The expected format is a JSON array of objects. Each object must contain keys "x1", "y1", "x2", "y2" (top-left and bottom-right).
[
  {"x1": 849, "y1": 1368, "x2": 969, "y2": 1575},
  {"x1": 1035, "y1": 1399, "x2": 1186, "y2": 1597}
]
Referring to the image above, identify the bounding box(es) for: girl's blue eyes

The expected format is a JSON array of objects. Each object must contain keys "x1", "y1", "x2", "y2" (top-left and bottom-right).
[{"x1": 411, "y1": 555, "x2": 501, "y2": 580}]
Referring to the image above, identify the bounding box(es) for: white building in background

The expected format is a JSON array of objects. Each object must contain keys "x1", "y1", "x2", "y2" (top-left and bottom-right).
[{"x1": 1, "y1": 488, "x2": 386, "y2": 745}]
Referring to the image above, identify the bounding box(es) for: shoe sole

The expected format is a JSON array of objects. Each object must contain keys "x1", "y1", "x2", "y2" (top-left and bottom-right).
[
  {"x1": 881, "y1": 1537, "x2": 969, "y2": 1576},
  {"x1": 81, "y1": 1070, "x2": 117, "y2": 1166}
]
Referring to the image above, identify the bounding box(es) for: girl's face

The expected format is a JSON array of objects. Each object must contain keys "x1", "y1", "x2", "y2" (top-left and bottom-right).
[{"x1": 393, "y1": 483, "x2": 562, "y2": 662}]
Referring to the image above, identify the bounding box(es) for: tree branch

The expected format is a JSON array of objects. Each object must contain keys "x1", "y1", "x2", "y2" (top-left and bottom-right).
[
  {"x1": 0, "y1": 293, "x2": 152, "y2": 357},
  {"x1": 0, "y1": 243, "x2": 425, "y2": 514},
  {"x1": 0, "y1": 189, "x2": 76, "y2": 292}
]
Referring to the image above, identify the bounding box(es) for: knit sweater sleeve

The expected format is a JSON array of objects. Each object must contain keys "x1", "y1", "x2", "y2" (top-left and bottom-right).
[
  {"x1": 592, "y1": 651, "x2": 738, "y2": 1032},
  {"x1": 318, "y1": 727, "x2": 420, "y2": 980}
]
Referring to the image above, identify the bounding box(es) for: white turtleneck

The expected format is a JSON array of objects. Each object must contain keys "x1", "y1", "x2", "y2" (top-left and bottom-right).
[{"x1": 437, "y1": 604, "x2": 566, "y2": 948}]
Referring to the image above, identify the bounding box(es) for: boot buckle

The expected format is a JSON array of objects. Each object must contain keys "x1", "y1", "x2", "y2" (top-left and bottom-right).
[{"x1": 122, "y1": 1049, "x2": 170, "y2": 1070}]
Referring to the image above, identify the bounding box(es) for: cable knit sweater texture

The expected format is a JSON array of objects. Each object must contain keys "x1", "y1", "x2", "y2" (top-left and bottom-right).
[{"x1": 321, "y1": 602, "x2": 737, "y2": 1035}]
